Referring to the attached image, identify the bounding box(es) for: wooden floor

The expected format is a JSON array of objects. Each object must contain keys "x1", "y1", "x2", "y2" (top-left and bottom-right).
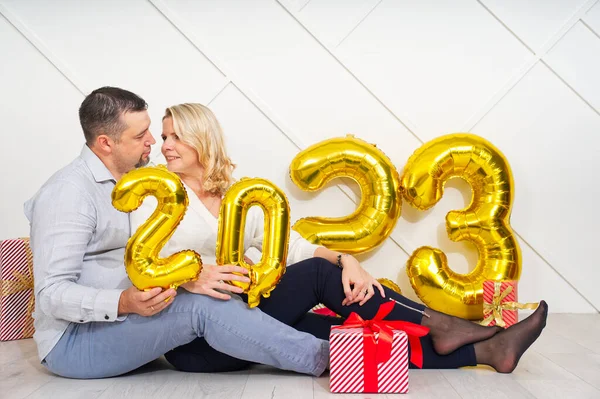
[{"x1": 1, "y1": 313, "x2": 599, "y2": 399}]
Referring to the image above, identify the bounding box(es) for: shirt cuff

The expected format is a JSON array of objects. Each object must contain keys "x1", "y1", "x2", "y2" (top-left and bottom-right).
[{"x1": 93, "y1": 288, "x2": 125, "y2": 322}]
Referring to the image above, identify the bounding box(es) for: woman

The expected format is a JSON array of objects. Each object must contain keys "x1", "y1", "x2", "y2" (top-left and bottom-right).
[{"x1": 131, "y1": 103, "x2": 547, "y2": 374}]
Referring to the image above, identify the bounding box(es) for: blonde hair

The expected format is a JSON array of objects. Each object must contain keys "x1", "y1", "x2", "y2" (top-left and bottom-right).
[{"x1": 164, "y1": 103, "x2": 235, "y2": 196}]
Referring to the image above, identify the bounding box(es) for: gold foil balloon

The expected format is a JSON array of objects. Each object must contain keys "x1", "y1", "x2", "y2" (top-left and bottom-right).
[
  {"x1": 289, "y1": 135, "x2": 401, "y2": 254},
  {"x1": 112, "y1": 165, "x2": 202, "y2": 290},
  {"x1": 216, "y1": 178, "x2": 290, "y2": 308},
  {"x1": 377, "y1": 278, "x2": 402, "y2": 295},
  {"x1": 402, "y1": 134, "x2": 521, "y2": 320}
]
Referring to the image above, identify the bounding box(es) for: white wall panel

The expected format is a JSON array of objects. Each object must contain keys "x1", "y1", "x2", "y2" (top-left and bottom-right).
[
  {"x1": 162, "y1": 0, "x2": 422, "y2": 170},
  {"x1": 295, "y1": 0, "x2": 381, "y2": 48},
  {"x1": 333, "y1": 0, "x2": 534, "y2": 141},
  {"x1": 279, "y1": 0, "x2": 311, "y2": 12},
  {"x1": 583, "y1": 1, "x2": 600, "y2": 33},
  {"x1": 2, "y1": 0, "x2": 228, "y2": 160},
  {"x1": 481, "y1": 0, "x2": 589, "y2": 52},
  {"x1": 472, "y1": 62, "x2": 600, "y2": 309},
  {"x1": 0, "y1": 15, "x2": 83, "y2": 239},
  {"x1": 545, "y1": 21, "x2": 600, "y2": 111},
  {"x1": 517, "y1": 236, "x2": 595, "y2": 313}
]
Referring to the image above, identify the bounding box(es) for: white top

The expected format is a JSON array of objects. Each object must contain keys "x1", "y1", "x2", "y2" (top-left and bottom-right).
[{"x1": 130, "y1": 177, "x2": 321, "y2": 267}]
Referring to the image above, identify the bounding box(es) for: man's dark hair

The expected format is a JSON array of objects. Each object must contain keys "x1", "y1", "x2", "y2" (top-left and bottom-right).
[{"x1": 79, "y1": 86, "x2": 147, "y2": 145}]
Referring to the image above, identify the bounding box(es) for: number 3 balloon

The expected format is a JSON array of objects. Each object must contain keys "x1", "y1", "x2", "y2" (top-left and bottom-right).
[{"x1": 401, "y1": 133, "x2": 521, "y2": 320}]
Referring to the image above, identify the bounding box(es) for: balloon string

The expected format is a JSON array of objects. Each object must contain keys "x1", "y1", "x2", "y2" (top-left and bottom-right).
[{"x1": 388, "y1": 298, "x2": 431, "y2": 318}]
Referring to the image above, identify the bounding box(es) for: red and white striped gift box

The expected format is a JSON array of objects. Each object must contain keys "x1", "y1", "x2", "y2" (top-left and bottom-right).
[
  {"x1": 330, "y1": 327, "x2": 409, "y2": 394},
  {"x1": 311, "y1": 303, "x2": 339, "y2": 318},
  {"x1": 482, "y1": 280, "x2": 518, "y2": 328},
  {"x1": 0, "y1": 238, "x2": 35, "y2": 341}
]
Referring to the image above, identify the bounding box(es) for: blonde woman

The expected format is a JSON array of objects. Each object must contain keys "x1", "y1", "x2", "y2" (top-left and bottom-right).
[{"x1": 131, "y1": 103, "x2": 548, "y2": 374}]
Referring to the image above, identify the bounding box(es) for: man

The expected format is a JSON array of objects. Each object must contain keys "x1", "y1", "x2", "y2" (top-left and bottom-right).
[{"x1": 24, "y1": 87, "x2": 329, "y2": 378}]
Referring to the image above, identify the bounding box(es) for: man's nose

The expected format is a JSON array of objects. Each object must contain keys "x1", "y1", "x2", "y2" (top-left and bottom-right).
[{"x1": 146, "y1": 132, "x2": 156, "y2": 146}]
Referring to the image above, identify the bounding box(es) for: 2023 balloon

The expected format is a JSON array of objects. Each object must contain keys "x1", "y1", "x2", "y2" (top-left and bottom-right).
[{"x1": 112, "y1": 133, "x2": 521, "y2": 319}]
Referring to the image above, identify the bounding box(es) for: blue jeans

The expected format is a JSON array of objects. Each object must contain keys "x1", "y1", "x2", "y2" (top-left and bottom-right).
[{"x1": 42, "y1": 291, "x2": 329, "y2": 378}]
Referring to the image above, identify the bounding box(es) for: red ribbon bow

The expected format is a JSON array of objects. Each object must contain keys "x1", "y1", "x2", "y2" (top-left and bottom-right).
[{"x1": 332, "y1": 301, "x2": 430, "y2": 392}]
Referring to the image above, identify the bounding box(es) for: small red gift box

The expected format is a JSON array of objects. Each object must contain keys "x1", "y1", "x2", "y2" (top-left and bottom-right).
[
  {"x1": 1, "y1": 238, "x2": 35, "y2": 341},
  {"x1": 482, "y1": 280, "x2": 539, "y2": 328},
  {"x1": 483, "y1": 280, "x2": 518, "y2": 328},
  {"x1": 329, "y1": 302, "x2": 429, "y2": 393}
]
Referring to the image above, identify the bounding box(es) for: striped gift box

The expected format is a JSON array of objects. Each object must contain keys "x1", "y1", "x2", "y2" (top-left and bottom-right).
[
  {"x1": 482, "y1": 280, "x2": 518, "y2": 328},
  {"x1": 0, "y1": 238, "x2": 35, "y2": 341},
  {"x1": 311, "y1": 303, "x2": 339, "y2": 318},
  {"x1": 330, "y1": 327, "x2": 409, "y2": 393}
]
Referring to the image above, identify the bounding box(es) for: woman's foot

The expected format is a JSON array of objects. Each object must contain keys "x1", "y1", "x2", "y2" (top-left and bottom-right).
[
  {"x1": 422, "y1": 308, "x2": 502, "y2": 355},
  {"x1": 474, "y1": 300, "x2": 548, "y2": 373}
]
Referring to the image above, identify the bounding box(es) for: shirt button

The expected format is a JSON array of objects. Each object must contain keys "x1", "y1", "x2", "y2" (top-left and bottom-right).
[{"x1": 104, "y1": 315, "x2": 109, "y2": 320}]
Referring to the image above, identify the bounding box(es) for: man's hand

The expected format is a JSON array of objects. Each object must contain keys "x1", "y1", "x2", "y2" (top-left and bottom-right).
[
  {"x1": 118, "y1": 286, "x2": 177, "y2": 317},
  {"x1": 181, "y1": 264, "x2": 251, "y2": 300}
]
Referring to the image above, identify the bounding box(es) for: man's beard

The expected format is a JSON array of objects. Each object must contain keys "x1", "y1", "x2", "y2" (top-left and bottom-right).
[{"x1": 135, "y1": 155, "x2": 150, "y2": 168}]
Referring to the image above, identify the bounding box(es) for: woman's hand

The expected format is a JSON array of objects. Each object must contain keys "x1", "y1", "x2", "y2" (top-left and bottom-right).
[
  {"x1": 181, "y1": 264, "x2": 251, "y2": 300},
  {"x1": 340, "y1": 255, "x2": 385, "y2": 306}
]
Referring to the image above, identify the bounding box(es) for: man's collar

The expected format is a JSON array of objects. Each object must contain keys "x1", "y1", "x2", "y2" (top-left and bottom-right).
[{"x1": 80, "y1": 144, "x2": 116, "y2": 183}]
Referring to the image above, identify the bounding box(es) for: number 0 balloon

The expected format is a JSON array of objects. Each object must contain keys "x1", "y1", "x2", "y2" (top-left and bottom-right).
[{"x1": 216, "y1": 178, "x2": 291, "y2": 308}]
